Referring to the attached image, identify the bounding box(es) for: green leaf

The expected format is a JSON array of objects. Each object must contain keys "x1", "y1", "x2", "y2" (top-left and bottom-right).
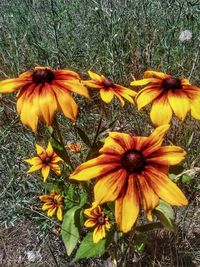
[
  {"x1": 61, "y1": 206, "x2": 81, "y2": 256},
  {"x1": 181, "y1": 174, "x2": 194, "y2": 184},
  {"x1": 75, "y1": 126, "x2": 92, "y2": 147},
  {"x1": 41, "y1": 183, "x2": 59, "y2": 192},
  {"x1": 75, "y1": 233, "x2": 106, "y2": 260},
  {"x1": 186, "y1": 132, "x2": 194, "y2": 147},
  {"x1": 75, "y1": 231, "x2": 114, "y2": 260},
  {"x1": 154, "y1": 200, "x2": 176, "y2": 232}
]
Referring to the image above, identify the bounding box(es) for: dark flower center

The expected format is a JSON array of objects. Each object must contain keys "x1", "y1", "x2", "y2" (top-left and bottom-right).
[
  {"x1": 97, "y1": 215, "x2": 106, "y2": 225},
  {"x1": 121, "y1": 149, "x2": 145, "y2": 174},
  {"x1": 32, "y1": 69, "x2": 55, "y2": 84},
  {"x1": 43, "y1": 156, "x2": 52, "y2": 164},
  {"x1": 162, "y1": 77, "x2": 182, "y2": 91},
  {"x1": 102, "y1": 79, "x2": 114, "y2": 89}
]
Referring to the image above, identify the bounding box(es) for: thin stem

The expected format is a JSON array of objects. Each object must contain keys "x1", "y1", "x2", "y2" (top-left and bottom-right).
[{"x1": 53, "y1": 118, "x2": 74, "y2": 170}]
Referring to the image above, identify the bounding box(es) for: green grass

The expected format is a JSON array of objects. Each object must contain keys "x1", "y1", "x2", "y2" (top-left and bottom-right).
[{"x1": 0, "y1": 0, "x2": 200, "y2": 266}]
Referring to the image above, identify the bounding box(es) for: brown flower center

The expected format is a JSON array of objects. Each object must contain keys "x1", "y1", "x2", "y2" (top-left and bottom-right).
[
  {"x1": 32, "y1": 69, "x2": 55, "y2": 84},
  {"x1": 121, "y1": 149, "x2": 145, "y2": 174},
  {"x1": 102, "y1": 79, "x2": 114, "y2": 89},
  {"x1": 162, "y1": 77, "x2": 182, "y2": 91},
  {"x1": 97, "y1": 215, "x2": 106, "y2": 225},
  {"x1": 43, "y1": 156, "x2": 52, "y2": 164}
]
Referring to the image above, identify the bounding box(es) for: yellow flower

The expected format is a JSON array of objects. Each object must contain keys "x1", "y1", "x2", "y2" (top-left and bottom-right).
[
  {"x1": 39, "y1": 191, "x2": 63, "y2": 221},
  {"x1": 84, "y1": 206, "x2": 111, "y2": 243},
  {"x1": 83, "y1": 71, "x2": 136, "y2": 106},
  {"x1": 25, "y1": 142, "x2": 62, "y2": 182},
  {"x1": 67, "y1": 142, "x2": 82, "y2": 153},
  {"x1": 70, "y1": 125, "x2": 188, "y2": 233},
  {"x1": 131, "y1": 70, "x2": 200, "y2": 126},
  {"x1": 0, "y1": 66, "x2": 89, "y2": 131}
]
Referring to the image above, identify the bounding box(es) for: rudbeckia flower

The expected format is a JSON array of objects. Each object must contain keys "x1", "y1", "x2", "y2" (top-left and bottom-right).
[
  {"x1": 25, "y1": 142, "x2": 62, "y2": 182},
  {"x1": 84, "y1": 205, "x2": 111, "y2": 243},
  {"x1": 39, "y1": 191, "x2": 63, "y2": 221},
  {"x1": 0, "y1": 66, "x2": 89, "y2": 131},
  {"x1": 130, "y1": 70, "x2": 200, "y2": 126},
  {"x1": 70, "y1": 125, "x2": 188, "y2": 233},
  {"x1": 83, "y1": 71, "x2": 136, "y2": 106}
]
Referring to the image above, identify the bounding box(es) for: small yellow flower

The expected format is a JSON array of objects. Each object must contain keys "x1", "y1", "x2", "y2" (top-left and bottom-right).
[
  {"x1": 67, "y1": 142, "x2": 82, "y2": 153},
  {"x1": 39, "y1": 191, "x2": 63, "y2": 221},
  {"x1": 25, "y1": 142, "x2": 62, "y2": 182},
  {"x1": 83, "y1": 71, "x2": 136, "y2": 106},
  {"x1": 84, "y1": 206, "x2": 111, "y2": 243}
]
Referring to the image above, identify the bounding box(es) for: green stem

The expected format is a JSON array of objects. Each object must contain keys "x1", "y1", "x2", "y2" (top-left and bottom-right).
[{"x1": 53, "y1": 118, "x2": 74, "y2": 170}]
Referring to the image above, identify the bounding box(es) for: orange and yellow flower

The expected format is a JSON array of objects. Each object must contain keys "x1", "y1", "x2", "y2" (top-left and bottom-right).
[
  {"x1": 83, "y1": 71, "x2": 136, "y2": 106},
  {"x1": 25, "y1": 142, "x2": 62, "y2": 182},
  {"x1": 0, "y1": 66, "x2": 89, "y2": 131},
  {"x1": 67, "y1": 142, "x2": 82, "y2": 153},
  {"x1": 84, "y1": 205, "x2": 111, "y2": 243},
  {"x1": 70, "y1": 125, "x2": 188, "y2": 233},
  {"x1": 39, "y1": 191, "x2": 63, "y2": 221},
  {"x1": 130, "y1": 70, "x2": 200, "y2": 126}
]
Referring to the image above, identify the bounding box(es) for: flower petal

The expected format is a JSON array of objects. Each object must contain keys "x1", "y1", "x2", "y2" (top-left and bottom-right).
[
  {"x1": 150, "y1": 95, "x2": 172, "y2": 126},
  {"x1": 130, "y1": 78, "x2": 158, "y2": 86},
  {"x1": 100, "y1": 88, "x2": 114, "y2": 103},
  {"x1": 168, "y1": 90, "x2": 190, "y2": 121},
  {"x1": 99, "y1": 136, "x2": 126, "y2": 155},
  {"x1": 191, "y1": 98, "x2": 200, "y2": 120},
  {"x1": 147, "y1": 146, "x2": 186, "y2": 165},
  {"x1": 84, "y1": 218, "x2": 97, "y2": 228},
  {"x1": 48, "y1": 207, "x2": 57, "y2": 217},
  {"x1": 25, "y1": 156, "x2": 42, "y2": 165},
  {"x1": 70, "y1": 154, "x2": 120, "y2": 181},
  {"x1": 53, "y1": 86, "x2": 78, "y2": 122},
  {"x1": 88, "y1": 71, "x2": 102, "y2": 81},
  {"x1": 94, "y1": 168, "x2": 127, "y2": 204},
  {"x1": 144, "y1": 70, "x2": 169, "y2": 79},
  {"x1": 27, "y1": 164, "x2": 43, "y2": 173},
  {"x1": 146, "y1": 166, "x2": 188, "y2": 206},
  {"x1": 137, "y1": 174, "x2": 159, "y2": 221},
  {"x1": 108, "y1": 132, "x2": 134, "y2": 151},
  {"x1": 57, "y1": 207, "x2": 63, "y2": 221},
  {"x1": 0, "y1": 78, "x2": 31, "y2": 93},
  {"x1": 41, "y1": 165, "x2": 50, "y2": 182},
  {"x1": 54, "y1": 80, "x2": 90, "y2": 98},
  {"x1": 115, "y1": 174, "x2": 140, "y2": 233},
  {"x1": 36, "y1": 144, "x2": 45, "y2": 155},
  {"x1": 39, "y1": 84, "x2": 57, "y2": 126},
  {"x1": 93, "y1": 226, "x2": 105, "y2": 243}
]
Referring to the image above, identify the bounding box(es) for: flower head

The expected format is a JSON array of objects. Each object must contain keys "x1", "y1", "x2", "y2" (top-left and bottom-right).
[
  {"x1": 67, "y1": 142, "x2": 82, "y2": 153},
  {"x1": 131, "y1": 70, "x2": 200, "y2": 126},
  {"x1": 83, "y1": 71, "x2": 136, "y2": 106},
  {"x1": 39, "y1": 191, "x2": 63, "y2": 221},
  {"x1": 0, "y1": 67, "x2": 89, "y2": 131},
  {"x1": 25, "y1": 142, "x2": 62, "y2": 182},
  {"x1": 84, "y1": 205, "x2": 111, "y2": 243},
  {"x1": 70, "y1": 125, "x2": 188, "y2": 233}
]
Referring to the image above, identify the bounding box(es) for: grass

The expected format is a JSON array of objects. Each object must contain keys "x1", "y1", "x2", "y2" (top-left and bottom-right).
[{"x1": 0, "y1": 0, "x2": 200, "y2": 266}]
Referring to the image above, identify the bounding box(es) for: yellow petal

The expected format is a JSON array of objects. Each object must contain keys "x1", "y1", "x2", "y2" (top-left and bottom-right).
[
  {"x1": 100, "y1": 89, "x2": 114, "y2": 103},
  {"x1": 41, "y1": 165, "x2": 50, "y2": 182},
  {"x1": 136, "y1": 85, "x2": 163, "y2": 110},
  {"x1": 57, "y1": 207, "x2": 63, "y2": 221},
  {"x1": 130, "y1": 78, "x2": 158, "y2": 86},
  {"x1": 27, "y1": 164, "x2": 43, "y2": 173},
  {"x1": 82, "y1": 80, "x2": 102, "y2": 88},
  {"x1": 147, "y1": 146, "x2": 186, "y2": 165},
  {"x1": 99, "y1": 136, "x2": 126, "y2": 155},
  {"x1": 93, "y1": 226, "x2": 105, "y2": 243},
  {"x1": 25, "y1": 157, "x2": 42, "y2": 165},
  {"x1": 137, "y1": 174, "x2": 159, "y2": 221},
  {"x1": 191, "y1": 98, "x2": 200, "y2": 120},
  {"x1": 144, "y1": 70, "x2": 168, "y2": 79},
  {"x1": 47, "y1": 207, "x2": 57, "y2": 217},
  {"x1": 146, "y1": 166, "x2": 188, "y2": 206},
  {"x1": 55, "y1": 80, "x2": 90, "y2": 99},
  {"x1": 42, "y1": 203, "x2": 53, "y2": 211},
  {"x1": 70, "y1": 154, "x2": 120, "y2": 181},
  {"x1": 94, "y1": 169, "x2": 127, "y2": 204},
  {"x1": 84, "y1": 218, "x2": 97, "y2": 228},
  {"x1": 36, "y1": 144, "x2": 45, "y2": 155},
  {"x1": 108, "y1": 132, "x2": 134, "y2": 151},
  {"x1": 115, "y1": 174, "x2": 140, "y2": 233},
  {"x1": 0, "y1": 78, "x2": 31, "y2": 93},
  {"x1": 88, "y1": 71, "x2": 102, "y2": 81},
  {"x1": 53, "y1": 86, "x2": 78, "y2": 122},
  {"x1": 168, "y1": 90, "x2": 190, "y2": 121},
  {"x1": 39, "y1": 84, "x2": 57, "y2": 126},
  {"x1": 46, "y1": 142, "x2": 53, "y2": 155},
  {"x1": 150, "y1": 95, "x2": 172, "y2": 126},
  {"x1": 113, "y1": 92, "x2": 125, "y2": 106}
]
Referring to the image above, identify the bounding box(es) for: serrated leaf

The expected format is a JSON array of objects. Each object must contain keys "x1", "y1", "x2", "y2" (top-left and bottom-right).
[
  {"x1": 154, "y1": 200, "x2": 176, "y2": 232},
  {"x1": 61, "y1": 206, "x2": 81, "y2": 256},
  {"x1": 75, "y1": 231, "x2": 114, "y2": 260},
  {"x1": 75, "y1": 126, "x2": 92, "y2": 147}
]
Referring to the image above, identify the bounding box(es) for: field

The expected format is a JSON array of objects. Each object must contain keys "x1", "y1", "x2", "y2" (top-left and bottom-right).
[{"x1": 0, "y1": 0, "x2": 200, "y2": 266}]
